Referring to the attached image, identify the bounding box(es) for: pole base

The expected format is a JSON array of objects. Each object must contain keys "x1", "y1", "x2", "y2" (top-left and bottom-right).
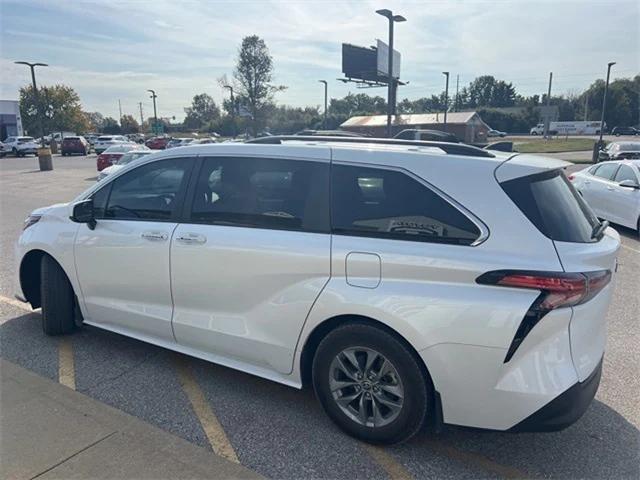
[{"x1": 37, "y1": 148, "x2": 53, "y2": 171}]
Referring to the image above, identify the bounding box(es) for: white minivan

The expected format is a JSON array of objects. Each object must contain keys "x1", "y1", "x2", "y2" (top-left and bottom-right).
[{"x1": 15, "y1": 138, "x2": 619, "y2": 444}]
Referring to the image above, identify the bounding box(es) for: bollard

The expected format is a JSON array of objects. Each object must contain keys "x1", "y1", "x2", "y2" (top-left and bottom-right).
[{"x1": 37, "y1": 147, "x2": 53, "y2": 171}]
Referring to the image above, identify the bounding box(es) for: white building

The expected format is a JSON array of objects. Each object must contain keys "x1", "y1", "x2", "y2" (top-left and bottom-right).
[{"x1": 0, "y1": 100, "x2": 24, "y2": 140}]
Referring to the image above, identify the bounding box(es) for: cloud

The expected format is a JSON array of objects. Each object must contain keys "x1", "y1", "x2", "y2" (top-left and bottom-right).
[{"x1": 1, "y1": 0, "x2": 637, "y2": 120}]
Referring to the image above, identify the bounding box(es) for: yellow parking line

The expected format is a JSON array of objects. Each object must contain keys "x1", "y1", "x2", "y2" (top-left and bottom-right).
[
  {"x1": 424, "y1": 439, "x2": 528, "y2": 479},
  {"x1": 621, "y1": 244, "x2": 640, "y2": 254},
  {"x1": 0, "y1": 295, "x2": 35, "y2": 313},
  {"x1": 58, "y1": 337, "x2": 76, "y2": 390},
  {"x1": 363, "y1": 444, "x2": 414, "y2": 480},
  {"x1": 174, "y1": 356, "x2": 240, "y2": 463}
]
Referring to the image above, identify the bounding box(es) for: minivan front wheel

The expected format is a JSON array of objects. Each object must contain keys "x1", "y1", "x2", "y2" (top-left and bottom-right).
[
  {"x1": 40, "y1": 255, "x2": 77, "y2": 335},
  {"x1": 313, "y1": 323, "x2": 430, "y2": 444}
]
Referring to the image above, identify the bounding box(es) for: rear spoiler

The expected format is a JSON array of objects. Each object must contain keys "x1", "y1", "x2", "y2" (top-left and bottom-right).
[{"x1": 494, "y1": 153, "x2": 571, "y2": 182}]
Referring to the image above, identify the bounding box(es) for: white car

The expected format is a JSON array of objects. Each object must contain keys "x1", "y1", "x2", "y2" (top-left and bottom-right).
[
  {"x1": 97, "y1": 150, "x2": 153, "y2": 181},
  {"x1": 15, "y1": 139, "x2": 619, "y2": 444},
  {"x1": 487, "y1": 129, "x2": 507, "y2": 137},
  {"x1": 598, "y1": 141, "x2": 640, "y2": 162},
  {"x1": 94, "y1": 135, "x2": 128, "y2": 154},
  {"x1": 570, "y1": 160, "x2": 640, "y2": 235},
  {"x1": 4, "y1": 136, "x2": 39, "y2": 156},
  {"x1": 166, "y1": 138, "x2": 195, "y2": 149}
]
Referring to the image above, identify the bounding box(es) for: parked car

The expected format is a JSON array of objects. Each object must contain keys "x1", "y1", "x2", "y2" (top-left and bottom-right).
[
  {"x1": 15, "y1": 140, "x2": 619, "y2": 444},
  {"x1": 569, "y1": 160, "x2": 640, "y2": 235},
  {"x1": 145, "y1": 136, "x2": 171, "y2": 150},
  {"x1": 598, "y1": 141, "x2": 640, "y2": 162},
  {"x1": 611, "y1": 126, "x2": 639, "y2": 136},
  {"x1": 61, "y1": 136, "x2": 90, "y2": 156},
  {"x1": 94, "y1": 135, "x2": 128, "y2": 154},
  {"x1": 96, "y1": 150, "x2": 153, "y2": 181},
  {"x1": 394, "y1": 129, "x2": 460, "y2": 143},
  {"x1": 85, "y1": 134, "x2": 100, "y2": 147},
  {"x1": 3, "y1": 136, "x2": 39, "y2": 156},
  {"x1": 166, "y1": 138, "x2": 195, "y2": 149},
  {"x1": 96, "y1": 143, "x2": 148, "y2": 171},
  {"x1": 192, "y1": 137, "x2": 219, "y2": 145},
  {"x1": 487, "y1": 129, "x2": 507, "y2": 138},
  {"x1": 126, "y1": 133, "x2": 145, "y2": 144}
]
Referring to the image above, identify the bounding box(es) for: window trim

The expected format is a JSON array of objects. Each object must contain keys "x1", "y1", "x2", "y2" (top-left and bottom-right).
[
  {"x1": 593, "y1": 163, "x2": 621, "y2": 182},
  {"x1": 181, "y1": 155, "x2": 331, "y2": 234},
  {"x1": 331, "y1": 160, "x2": 489, "y2": 247}
]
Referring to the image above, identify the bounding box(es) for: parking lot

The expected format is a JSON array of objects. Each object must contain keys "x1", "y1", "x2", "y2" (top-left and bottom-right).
[{"x1": 1, "y1": 153, "x2": 638, "y2": 479}]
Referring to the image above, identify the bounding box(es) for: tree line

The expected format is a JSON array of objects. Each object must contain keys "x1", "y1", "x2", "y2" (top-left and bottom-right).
[{"x1": 18, "y1": 35, "x2": 639, "y2": 137}]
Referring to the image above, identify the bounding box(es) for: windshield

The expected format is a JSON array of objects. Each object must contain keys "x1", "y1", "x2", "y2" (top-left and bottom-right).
[
  {"x1": 618, "y1": 143, "x2": 640, "y2": 151},
  {"x1": 117, "y1": 151, "x2": 151, "y2": 165}
]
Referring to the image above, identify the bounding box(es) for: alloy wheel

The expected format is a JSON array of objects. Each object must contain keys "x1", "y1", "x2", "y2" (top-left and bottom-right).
[{"x1": 329, "y1": 347, "x2": 404, "y2": 428}]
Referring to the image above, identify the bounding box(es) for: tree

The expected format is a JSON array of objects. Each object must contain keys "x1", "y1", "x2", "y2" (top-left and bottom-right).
[
  {"x1": 102, "y1": 117, "x2": 121, "y2": 134},
  {"x1": 183, "y1": 93, "x2": 221, "y2": 131},
  {"x1": 85, "y1": 111, "x2": 105, "y2": 131},
  {"x1": 19, "y1": 84, "x2": 90, "y2": 135},
  {"x1": 120, "y1": 114, "x2": 140, "y2": 134},
  {"x1": 233, "y1": 35, "x2": 286, "y2": 135}
]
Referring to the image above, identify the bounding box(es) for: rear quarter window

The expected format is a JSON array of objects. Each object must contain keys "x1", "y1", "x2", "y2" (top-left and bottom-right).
[{"x1": 501, "y1": 170, "x2": 600, "y2": 243}]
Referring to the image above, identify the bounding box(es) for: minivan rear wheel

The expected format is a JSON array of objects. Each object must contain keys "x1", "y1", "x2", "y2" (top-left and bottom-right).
[
  {"x1": 312, "y1": 323, "x2": 430, "y2": 444},
  {"x1": 40, "y1": 255, "x2": 76, "y2": 335}
]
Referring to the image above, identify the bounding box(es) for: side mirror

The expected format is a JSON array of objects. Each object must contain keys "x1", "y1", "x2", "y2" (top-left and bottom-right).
[
  {"x1": 618, "y1": 179, "x2": 640, "y2": 189},
  {"x1": 70, "y1": 199, "x2": 96, "y2": 229}
]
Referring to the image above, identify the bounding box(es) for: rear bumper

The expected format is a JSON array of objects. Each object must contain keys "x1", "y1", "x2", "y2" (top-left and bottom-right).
[{"x1": 510, "y1": 357, "x2": 602, "y2": 432}]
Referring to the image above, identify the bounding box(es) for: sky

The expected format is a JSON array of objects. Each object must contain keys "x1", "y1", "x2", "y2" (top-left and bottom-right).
[{"x1": 1, "y1": 0, "x2": 638, "y2": 122}]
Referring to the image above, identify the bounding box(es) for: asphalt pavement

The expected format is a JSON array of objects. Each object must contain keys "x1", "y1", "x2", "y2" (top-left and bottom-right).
[{"x1": 1, "y1": 153, "x2": 638, "y2": 479}]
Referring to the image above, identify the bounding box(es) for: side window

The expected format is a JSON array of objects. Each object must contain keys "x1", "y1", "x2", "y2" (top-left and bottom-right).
[
  {"x1": 189, "y1": 157, "x2": 329, "y2": 233},
  {"x1": 331, "y1": 164, "x2": 481, "y2": 245},
  {"x1": 104, "y1": 158, "x2": 191, "y2": 220},
  {"x1": 614, "y1": 165, "x2": 637, "y2": 183},
  {"x1": 594, "y1": 163, "x2": 619, "y2": 180},
  {"x1": 91, "y1": 184, "x2": 111, "y2": 219}
]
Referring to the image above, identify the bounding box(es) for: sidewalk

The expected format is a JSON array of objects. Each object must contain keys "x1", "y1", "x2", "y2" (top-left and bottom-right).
[{"x1": 0, "y1": 359, "x2": 261, "y2": 479}]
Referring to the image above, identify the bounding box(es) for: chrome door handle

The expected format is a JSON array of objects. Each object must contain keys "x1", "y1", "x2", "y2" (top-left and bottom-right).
[
  {"x1": 175, "y1": 233, "x2": 207, "y2": 245},
  {"x1": 141, "y1": 231, "x2": 168, "y2": 241}
]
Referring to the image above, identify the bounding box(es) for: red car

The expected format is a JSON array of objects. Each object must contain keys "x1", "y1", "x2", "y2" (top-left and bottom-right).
[
  {"x1": 61, "y1": 136, "x2": 90, "y2": 156},
  {"x1": 145, "y1": 136, "x2": 171, "y2": 149},
  {"x1": 96, "y1": 144, "x2": 149, "y2": 171}
]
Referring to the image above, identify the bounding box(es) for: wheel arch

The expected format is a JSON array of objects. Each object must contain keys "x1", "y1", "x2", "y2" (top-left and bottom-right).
[
  {"x1": 20, "y1": 249, "x2": 72, "y2": 309},
  {"x1": 299, "y1": 314, "x2": 435, "y2": 391}
]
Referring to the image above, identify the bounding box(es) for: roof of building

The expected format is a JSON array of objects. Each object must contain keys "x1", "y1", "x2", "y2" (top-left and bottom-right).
[{"x1": 341, "y1": 112, "x2": 482, "y2": 128}]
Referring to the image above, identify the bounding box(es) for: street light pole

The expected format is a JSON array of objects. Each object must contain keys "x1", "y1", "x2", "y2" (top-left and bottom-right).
[
  {"x1": 147, "y1": 89, "x2": 158, "y2": 135},
  {"x1": 318, "y1": 80, "x2": 328, "y2": 129},
  {"x1": 223, "y1": 85, "x2": 236, "y2": 138},
  {"x1": 376, "y1": 9, "x2": 406, "y2": 138},
  {"x1": 543, "y1": 72, "x2": 553, "y2": 139},
  {"x1": 14, "y1": 61, "x2": 48, "y2": 146},
  {"x1": 442, "y1": 72, "x2": 450, "y2": 132},
  {"x1": 598, "y1": 62, "x2": 615, "y2": 145}
]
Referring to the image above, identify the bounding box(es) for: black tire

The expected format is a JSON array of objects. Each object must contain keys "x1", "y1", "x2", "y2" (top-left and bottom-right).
[
  {"x1": 312, "y1": 323, "x2": 430, "y2": 445},
  {"x1": 40, "y1": 255, "x2": 76, "y2": 335}
]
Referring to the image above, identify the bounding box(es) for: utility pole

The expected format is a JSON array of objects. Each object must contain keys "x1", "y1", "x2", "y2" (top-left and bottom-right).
[
  {"x1": 118, "y1": 99, "x2": 123, "y2": 126},
  {"x1": 318, "y1": 80, "x2": 328, "y2": 129},
  {"x1": 223, "y1": 85, "x2": 236, "y2": 138},
  {"x1": 455, "y1": 74, "x2": 459, "y2": 112},
  {"x1": 376, "y1": 9, "x2": 406, "y2": 138},
  {"x1": 147, "y1": 90, "x2": 158, "y2": 135},
  {"x1": 543, "y1": 72, "x2": 553, "y2": 139},
  {"x1": 598, "y1": 62, "x2": 616, "y2": 145},
  {"x1": 442, "y1": 72, "x2": 450, "y2": 132},
  {"x1": 138, "y1": 102, "x2": 144, "y2": 128},
  {"x1": 14, "y1": 61, "x2": 48, "y2": 146}
]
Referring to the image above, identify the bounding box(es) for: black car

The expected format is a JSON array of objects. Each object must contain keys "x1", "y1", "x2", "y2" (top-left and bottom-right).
[{"x1": 611, "y1": 126, "x2": 639, "y2": 136}]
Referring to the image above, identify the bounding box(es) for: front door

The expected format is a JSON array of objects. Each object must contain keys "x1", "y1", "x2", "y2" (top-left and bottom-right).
[
  {"x1": 170, "y1": 155, "x2": 331, "y2": 374},
  {"x1": 74, "y1": 157, "x2": 194, "y2": 341}
]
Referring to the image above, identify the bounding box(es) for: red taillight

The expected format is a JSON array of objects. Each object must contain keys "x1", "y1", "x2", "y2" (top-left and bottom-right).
[
  {"x1": 568, "y1": 174, "x2": 575, "y2": 181},
  {"x1": 477, "y1": 270, "x2": 611, "y2": 311}
]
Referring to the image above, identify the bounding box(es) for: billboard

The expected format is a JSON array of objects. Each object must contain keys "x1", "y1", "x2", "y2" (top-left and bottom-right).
[
  {"x1": 342, "y1": 43, "x2": 380, "y2": 82},
  {"x1": 376, "y1": 39, "x2": 401, "y2": 79}
]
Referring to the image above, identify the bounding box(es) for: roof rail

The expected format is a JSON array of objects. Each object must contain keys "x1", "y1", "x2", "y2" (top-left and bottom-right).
[{"x1": 246, "y1": 135, "x2": 496, "y2": 158}]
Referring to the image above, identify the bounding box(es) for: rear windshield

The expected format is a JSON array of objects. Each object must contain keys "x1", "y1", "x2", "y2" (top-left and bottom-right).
[
  {"x1": 97, "y1": 136, "x2": 113, "y2": 141},
  {"x1": 501, "y1": 169, "x2": 601, "y2": 243}
]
